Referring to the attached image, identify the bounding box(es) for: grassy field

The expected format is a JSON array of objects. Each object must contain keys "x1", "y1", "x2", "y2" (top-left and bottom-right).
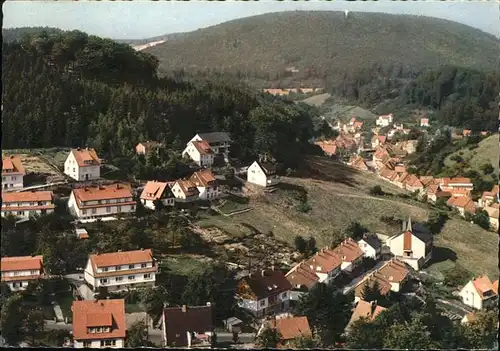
[
  {"x1": 323, "y1": 103, "x2": 377, "y2": 123},
  {"x1": 444, "y1": 134, "x2": 499, "y2": 175},
  {"x1": 301, "y1": 93, "x2": 331, "y2": 107},
  {"x1": 159, "y1": 255, "x2": 212, "y2": 276}
]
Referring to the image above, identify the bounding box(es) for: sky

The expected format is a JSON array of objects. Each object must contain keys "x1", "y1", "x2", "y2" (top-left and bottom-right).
[{"x1": 3, "y1": 0, "x2": 499, "y2": 40}]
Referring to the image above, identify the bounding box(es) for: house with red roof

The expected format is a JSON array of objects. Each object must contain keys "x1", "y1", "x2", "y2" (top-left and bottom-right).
[
  {"x1": 345, "y1": 300, "x2": 386, "y2": 333},
  {"x1": 371, "y1": 135, "x2": 387, "y2": 149},
  {"x1": 72, "y1": 299, "x2": 126, "y2": 348},
  {"x1": 68, "y1": 184, "x2": 135, "y2": 219},
  {"x1": 437, "y1": 177, "x2": 474, "y2": 190},
  {"x1": 376, "y1": 114, "x2": 393, "y2": 127},
  {"x1": 188, "y1": 132, "x2": 232, "y2": 164},
  {"x1": 1, "y1": 191, "x2": 55, "y2": 220},
  {"x1": 64, "y1": 148, "x2": 101, "y2": 181},
  {"x1": 258, "y1": 316, "x2": 312, "y2": 347},
  {"x1": 420, "y1": 118, "x2": 430, "y2": 127},
  {"x1": 447, "y1": 196, "x2": 476, "y2": 217},
  {"x1": 2, "y1": 155, "x2": 25, "y2": 190},
  {"x1": 189, "y1": 169, "x2": 222, "y2": 199},
  {"x1": 459, "y1": 276, "x2": 498, "y2": 310},
  {"x1": 182, "y1": 140, "x2": 215, "y2": 168},
  {"x1": 403, "y1": 174, "x2": 425, "y2": 193},
  {"x1": 479, "y1": 185, "x2": 499, "y2": 208},
  {"x1": 332, "y1": 238, "x2": 364, "y2": 273},
  {"x1": 348, "y1": 156, "x2": 369, "y2": 172},
  {"x1": 84, "y1": 249, "x2": 157, "y2": 293},
  {"x1": 170, "y1": 179, "x2": 201, "y2": 202},
  {"x1": 236, "y1": 267, "x2": 292, "y2": 317},
  {"x1": 484, "y1": 203, "x2": 499, "y2": 231},
  {"x1": 1, "y1": 255, "x2": 44, "y2": 291},
  {"x1": 135, "y1": 141, "x2": 163, "y2": 156},
  {"x1": 140, "y1": 181, "x2": 175, "y2": 210}
]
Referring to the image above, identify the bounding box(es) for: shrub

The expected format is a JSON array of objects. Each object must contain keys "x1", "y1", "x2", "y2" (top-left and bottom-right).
[
  {"x1": 296, "y1": 202, "x2": 312, "y2": 213},
  {"x1": 443, "y1": 264, "x2": 472, "y2": 287},
  {"x1": 369, "y1": 185, "x2": 385, "y2": 196}
]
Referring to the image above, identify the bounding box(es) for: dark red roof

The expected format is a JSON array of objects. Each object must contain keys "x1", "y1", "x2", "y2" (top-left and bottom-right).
[
  {"x1": 241, "y1": 269, "x2": 292, "y2": 300},
  {"x1": 163, "y1": 305, "x2": 213, "y2": 347}
]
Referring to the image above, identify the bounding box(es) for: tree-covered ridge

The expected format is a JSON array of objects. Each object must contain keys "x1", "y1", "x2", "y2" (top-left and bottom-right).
[
  {"x1": 2, "y1": 30, "x2": 325, "y2": 167},
  {"x1": 2, "y1": 27, "x2": 64, "y2": 43},
  {"x1": 144, "y1": 11, "x2": 500, "y2": 81},
  {"x1": 327, "y1": 65, "x2": 500, "y2": 131}
]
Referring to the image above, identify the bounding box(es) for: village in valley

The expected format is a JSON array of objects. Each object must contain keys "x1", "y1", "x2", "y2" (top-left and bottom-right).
[{"x1": 2, "y1": 3, "x2": 500, "y2": 350}]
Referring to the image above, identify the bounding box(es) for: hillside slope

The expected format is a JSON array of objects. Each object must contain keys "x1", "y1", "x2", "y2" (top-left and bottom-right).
[
  {"x1": 444, "y1": 134, "x2": 500, "y2": 174},
  {"x1": 145, "y1": 11, "x2": 500, "y2": 78}
]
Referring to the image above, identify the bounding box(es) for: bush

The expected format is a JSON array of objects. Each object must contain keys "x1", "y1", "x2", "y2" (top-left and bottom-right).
[
  {"x1": 443, "y1": 264, "x2": 472, "y2": 287},
  {"x1": 296, "y1": 202, "x2": 312, "y2": 213},
  {"x1": 369, "y1": 185, "x2": 385, "y2": 196}
]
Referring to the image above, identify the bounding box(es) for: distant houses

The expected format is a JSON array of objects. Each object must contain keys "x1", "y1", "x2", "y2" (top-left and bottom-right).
[
  {"x1": 2, "y1": 155, "x2": 25, "y2": 191},
  {"x1": 135, "y1": 141, "x2": 163, "y2": 156},
  {"x1": 376, "y1": 114, "x2": 393, "y2": 127},
  {"x1": 64, "y1": 148, "x2": 101, "y2": 181}
]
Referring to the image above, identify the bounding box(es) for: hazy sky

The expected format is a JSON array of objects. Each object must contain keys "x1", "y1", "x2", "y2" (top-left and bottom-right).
[{"x1": 3, "y1": 0, "x2": 499, "y2": 40}]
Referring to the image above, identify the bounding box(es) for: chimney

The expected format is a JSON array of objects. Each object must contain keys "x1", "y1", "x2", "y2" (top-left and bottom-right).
[
  {"x1": 77, "y1": 147, "x2": 81, "y2": 151},
  {"x1": 181, "y1": 305, "x2": 187, "y2": 313},
  {"x1": 261, "y1": 270, "x2": 266, "y2": 277},
  {"x1": 116, "y1": 184, "x2": 120, "y2": 190},
  {"x1": 206, "y1": 302, "x2": 211, "y2": 307},
  {"x1": 271, "y1": 265, "x2": 275, "y2": 271}
]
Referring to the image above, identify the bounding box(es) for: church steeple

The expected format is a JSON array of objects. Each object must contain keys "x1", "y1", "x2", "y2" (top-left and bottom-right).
[{"x1": 406, "y1": 216, "x2": 413, "y2": 232}]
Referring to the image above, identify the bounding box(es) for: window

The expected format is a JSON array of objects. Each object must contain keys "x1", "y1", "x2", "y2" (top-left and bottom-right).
[
  {"x1": 128, "y1": 275, "x2": 135, "y2": 280},
  {"x1": 129, "y1": 264, "x2": 134, "y2": 269},
  {"x1": 82, "y1": 209, "x2": 87, "y2": 215},
  {"x1": 100, "y1": 279, "x2": 108, "y2": 284},
  {"x1": 115, "y1": 266, "x2": 121, "y2": 271},
  {"x1": 30, "y1": 270, "x2": 38, "y2": 275},
  {"x1": 141, "y1": 263, "x2": 147, "y2": 268},
  {"x1": 281, "y1": 292, "x2": 287, "y2": 298},
  {"x1": 102, "y1": 267, "x2": 108, "y2": 272},
  {"x1": 117, "y1": 206, "x2": 122, "y2": 213},
  {"x1": 116, "y1": 276, "x2": 123, "y2": 281},
  {"x1": 260, "y1": 300, "x2": 266, "y2": 307},
  {"x1": 17, "y1": 211, "x2": 23, "y2": 215},
  {"x1": 83, "y1": 341, "x2": 92, "y2": 347},
  {"x1": 12, "y1": 176, "x2": 16, "y2": 181},
  {"x1": 91, "y1": 208, "x2": 97, "y2": 214},
  {"x1": 144, "y1": 274, "x2": 151, "y2": 279},
  {"x1": 14, "y1": 271, "x2": 21, "y2": 276},
  {"x1": 73, "y1": 168, "x2": 75, "y2": 173},
  {"x1": 131, "y1": 205, "x2": 135, "y2": 211},
  {"x1": 106, "y1": 207, "x2": 111, "y2": 213}
]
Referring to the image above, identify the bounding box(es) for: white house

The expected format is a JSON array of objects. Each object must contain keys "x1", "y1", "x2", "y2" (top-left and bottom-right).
[
  {"x1": 84, "y1": 249, "x2": 157, "y2": 293},
  {"x1": 357, "y1": 234, "x2": 382, "y2": 260},
  {"x1": 247, "y1": 161, "x2": 280, "y2": 187},
  {"x1": 1, "y1": 255, "x2": 44, "y2": 291},
  {"x1": 236, "y1": 268, "x2": 292, "y2": 317},
  {"x1": 170, "y1": 179, "x2": 200, "y2": 202},
  {"x1": 2, "y1": 155, "x2": 25, "y2": 191},
  {"x1": 1, "y1": 191, "x2": 55, "y2": 220},
  {"x1": 72, "y1": 299, "x2": 126, "y2": 348},
  {"x1": 484, "y1": 204, "x2": 499, "y2": 231},
  {"x1": 182, "y1": 140, "x2": 215, "y2": 168},
  {"x1": 460, "y1": 276, "x2": 498, "y2": 310},
  {"x1": 376, "y1": 114, "x2": 393, "y2": 127},
  {"x1": 64, "y1": 148, "x2": 101, "y2": 181},
  {"x1": 386, "y1": 218, "x2": 433, "y2": 271},
  {"x1": 67, "y1": 184, "x2": 136, "y2": 219},
  {"x1": 420, "y1": 118, "x2": 430, "y2": 127},
  {"x1": 189, "y1": 132, "x2": 232, "y2": 162},
  {"x1": 189, "y1": 169, "x2": 222, "y2": 200},
  {"x1": 437, "y1": 177, "x2": 474, "y2": 190},
  {"x1": 140, "y1": 181, "x2": 175, "y2": 210}
]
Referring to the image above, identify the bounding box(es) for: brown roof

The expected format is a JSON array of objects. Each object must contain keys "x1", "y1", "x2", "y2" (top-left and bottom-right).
[
  {"x1": 306, "y1": 248, "x2": 342, "y2": 274},
  {"x1": 72, "y1": 299, "x2": 126, "y2": 340},
  {"x1": 332, "y1": 238, "x2": 363, "y2": 263},
  {"x1": 189, "y1": 169, "x2": 216, "y2": 188},
  {"x1": 72, "y1": 184, "x2": 133, "y2": 203},
  {"x1": 1, "y1": 255, "x2": 44, "y2": 272},
  {"x1": 191, "y1": 140, "x2": 214, "y2": 156},
  {"x1": 350, "y1": 156, "x2": 368, "y2": 171},
  {"x1": 71, "y1": 148, "x2": 101, "y2": 167},
  {"x1": 89, "y1": 249, "x2": 154, "y2": 269},
  {"x1": 354, "y1": 273, "x2": 392, "y2": 298},
  {"x1": 482, "y1": 185, "x2": 499, "y2": 200},
  {"x1": 419, "y1": 176, "x2": 435, "y2": 187},
  {"x1": 493, "y1": 280, "x2": 498, "y2": 294},
  {"x1": 314, "y1": 140, "x2": 337, "y2": 156},
  {"x1": 2, "y1": 191, "x2": 53, "y2": 203},
  {"x1": 471, "y1": 276, "x2": 498, "y2": 299},
  {"x1": 164, "y1": 305, "x2": 213, "y2": 347},
  {"x1": 404, "y1": 174, "x2": 423, "y2": 189},
  {"x1": 373, "y1": 147, "x2": 390, "y2": 161},
  {"x1": 377, "y1": 259, "x2": 410, "y2": 283},
  {"x1": 239, "y1": 269, "x2": 292, "y2": 300},
  {"x1": 285, "y1": 263, "x2": 319, "y2": 290},
  {"x1": 447, "y1": 196, "x2": 476, "y2": 213},
  {"x1": 403, "y1": 231, "x2": 412, "y2": 251},
  {"x1": 347, "y1": 300, "x2": 387, "y2": 329},
  {"x1": 138, "y1": 141, "x2": 161, "y2": 149},
  {"x1": 484, "y1": 204, "x2": 499, "y2": 219},
  {"x1": 172, "y1": 179, "x2": 200, "y2": 197},
  {"x1": 2, "y1": 155, "x2": 25, "y2": 175},
  {"x1": 270, "y1": 316, "x2": 312, "y2": 341},
  {"x1": 140, "y1": 181, "x2": 172, "y2": 201},
  {"x1": 441, "y1": 177, "x2": 472, "y2": 186}
]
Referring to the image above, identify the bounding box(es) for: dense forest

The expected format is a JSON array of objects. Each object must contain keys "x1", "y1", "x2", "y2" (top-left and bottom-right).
[
  {"x1": 326, "y1": 64, "x2": 500, "y2": 131},
  {"x1": 2, "y1": 30, "x2": 327, "y2": 168}
]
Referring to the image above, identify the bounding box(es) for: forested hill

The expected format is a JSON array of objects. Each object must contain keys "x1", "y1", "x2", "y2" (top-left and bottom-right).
[
  {"x1": 2, "y1": 30, "x2": 326, "y2": 168},
  {"x1": 144, "y1": 11, "x2": 500, "y2": 81},
  {"x1": 2, "y1": 27, "x2": 64, "y2": 43}
]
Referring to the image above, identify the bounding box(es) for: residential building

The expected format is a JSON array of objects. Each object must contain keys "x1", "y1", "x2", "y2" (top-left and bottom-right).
[
  {"x1": 420, "y1": 118, "x2": 430, "y2": 127},
  {"x1": 285, "y1": 262, "x2": 320, "y2": 303},
  {"x1": 479, "y1": 185, "x2": 499, "y2": 208},
  {"x1": 182, "y1": 140, "x2": 215, "y2": 168},
  {"x1": 2, "y1": 155, "x2": 25, "y2": 190},
  {"x1": 1, "y1": 191, "x2": 55, "y2": 220},
  {"x1": 373, "y1": 147, "x2": 391, "y2": 170},
  {"x1": 345, "y1": 300, "x2": 386, "y2": 332},
  {"x1": 386, "y1": 218, "x2": 433, "y2": 270},
  {"x1": 437, "y1": 177, "x2": 474, "y2": 190},
  {"x1": 1, "y1": 255, "x2": 44, "y2": 291},
  {"x1": 426, "y1": 183, "x2": 451, "y2": 203},
  {"x1": 259, "y1": 316, "x2": 312, "y2": 347},
  {"x1": 403, "y1": 174, "x2": 424, "y2": 193},
  {"x1": 461, "y1": 312, "x2": 477, "y2": 325},
  {"x1": 76, "y1": 228, "x2": 90, "y2": 240},
  {"x1": 460, "y1": 276, "x2": 498, "y2": 310},
  {"x1": 331, "y1": 238, "x2": 364, "y2": 273},
  {"x1": 189, "y1": 169, "x2": 222, "y2": 200},
  {"x1": 68, "y1": 184, "x2": 135, "y2": 219},
  {"x1": 350, "y1": 121, "x2": 364, "y2": 133},
  {"x1": 140, "y1": 181, "x2": 175, "y2": 210},
  {"x1": 188, "y1": 132, "x2": 232, "y2": 162},
  {"x1": 447, "y1": 196, "x2": 476, "y2": 217},
  {"x1": 376, "y1": 114, "x2": 393, "y2": 127},
  {"x1": 170, "y1": 179, "x2": 200, "y2": 202},
  {"x1": 393, "y1": 172, "x2": 410, "y2": 189},
  {"x1": 463, "y1": 129, "x2": 472, "y2": 137},
  {"x1": 84, "y1": 249, "x2": 157, "y2": 292},
  {"x1": 357, "y1": 234, "x2": 382, "y2": 260},
  {"x1": 395, "y1": 140, "x2": 418, "y2": 154},
  {"x1": 348, "y1": 156, "x2": 369, "y2": 171},
  {"x1": 236, "y1": 268, "x2": 292, "y2": 317},
  {"x1": 135, "y1": 141, "x2": 162, "y2": 155},
  {"x1": 247, "y1": 161, "x2": 280, "y2": 188},
  {"x1": 64, "y1": 148, "x2": 101, "y2": 181},
  {"x1": 314, "y1": 140, "x2": 337, "y2": 157},
  {"x1": 72, "y1": 299, "x2": 126, "y2": 348},
  {"x1": 484, "y1": 204, "x2": 499, "y2": 231},
  {"x1": 371, "y1": 135, "x2": 387, "y2": 149},
  {"x1": 162, "y1": 304, "x2": 214, "y2": 348},
  {"x1": 352, "y1": 259, "x2": 410, "y2": 301}
]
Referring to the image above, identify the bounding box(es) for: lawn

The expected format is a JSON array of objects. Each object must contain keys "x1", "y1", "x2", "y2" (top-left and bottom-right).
[
  {"x1": 159, "y1": 255, "x2": 212, "y2": 276},
  {"x1": 215, "y1": 195, "x2": 251, "y2": 215},
  {"x1": 125, "y1": 303, "x2": 143, "y2": 313},
  {"x1": 430, "y1": 218, "x2": 498, "y2": 279}
]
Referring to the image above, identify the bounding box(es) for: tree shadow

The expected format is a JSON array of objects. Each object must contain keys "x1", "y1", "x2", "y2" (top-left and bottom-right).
[
  {"x1": 429, "y1": 246, "x2": 458, "y2": 265},
  {"x1": 295, "y1": 155, "x2": 360, "y2": 187}
]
